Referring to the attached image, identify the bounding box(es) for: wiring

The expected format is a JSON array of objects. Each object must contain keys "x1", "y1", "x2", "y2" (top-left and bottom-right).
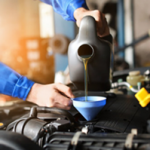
[{"x1": 112, "y1": 82, "x2": 139, "y2": 93}]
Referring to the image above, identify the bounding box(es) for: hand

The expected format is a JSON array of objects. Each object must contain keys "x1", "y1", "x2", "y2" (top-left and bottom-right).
[
  {"x1": 26, "y1": 83, "x2": 74, "y2": 110},
  {"x1": 74, "y1": 8, "x2": 110, "y2": 37}
]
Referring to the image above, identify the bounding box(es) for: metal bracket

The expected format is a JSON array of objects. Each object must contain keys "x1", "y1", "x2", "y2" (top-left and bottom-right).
[
  {"x1": 71, "y1": 132, "x2": 82, "y2": 146},
  {"x1": 125, "y1": 129, "x2": 138, "y2": 149},
  {"x1": 81, "y1": 126, "x2": 88, "y2": 134}
]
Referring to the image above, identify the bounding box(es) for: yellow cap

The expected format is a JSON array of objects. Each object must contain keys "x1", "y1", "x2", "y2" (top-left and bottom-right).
[{"x1": 135, "y1": 88, "x2": 150, "y2": 107}]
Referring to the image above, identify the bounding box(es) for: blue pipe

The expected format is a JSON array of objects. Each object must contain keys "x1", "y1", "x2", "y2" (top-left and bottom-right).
[{"x1": 117, "y1": 0, "x2": 125, "y2": 58}]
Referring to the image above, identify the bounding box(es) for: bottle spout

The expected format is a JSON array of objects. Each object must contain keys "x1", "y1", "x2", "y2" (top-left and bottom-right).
[{"x1": 77, "y1": 44, "x2": 94, "y2": 60}]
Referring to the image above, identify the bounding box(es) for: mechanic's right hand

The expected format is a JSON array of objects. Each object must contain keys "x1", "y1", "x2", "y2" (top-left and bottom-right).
[
  {"x1": 74, "y1": 7, "x2": 110, "y2": 37},
  {"x1": 26, "y1": 83, "x2": 74, "y2": 110}
]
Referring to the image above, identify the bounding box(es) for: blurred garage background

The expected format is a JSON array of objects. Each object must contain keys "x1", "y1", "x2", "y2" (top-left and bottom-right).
[{"x1": 0, "y1": 0, "x2": 150, "y2": 101}]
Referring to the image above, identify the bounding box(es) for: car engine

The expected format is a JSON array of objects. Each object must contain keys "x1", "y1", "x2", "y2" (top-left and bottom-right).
[{"x1": 1, "y1": 88, "x2": 150, "y2": 150}]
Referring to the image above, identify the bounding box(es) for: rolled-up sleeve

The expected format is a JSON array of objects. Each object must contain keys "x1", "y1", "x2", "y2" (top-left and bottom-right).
[
  {"x1": 0, "y1": 62, "x2": 34, "y2": 100},
  {"x1": 40, "y1": 0, "x2": 88, "y2": 21}
]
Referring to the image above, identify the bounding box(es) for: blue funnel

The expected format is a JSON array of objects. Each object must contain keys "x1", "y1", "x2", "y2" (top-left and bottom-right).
[{"x1": 72, "y1": 96, "x2": 106, "y2": 121}]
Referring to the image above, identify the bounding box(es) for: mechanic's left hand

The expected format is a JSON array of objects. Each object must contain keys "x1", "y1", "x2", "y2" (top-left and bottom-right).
[{"x1": 26, "y1": 83, "x2": 74, "y2": 110}]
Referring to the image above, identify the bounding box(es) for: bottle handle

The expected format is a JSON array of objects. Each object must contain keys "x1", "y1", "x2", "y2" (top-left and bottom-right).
[{"x1": 78, "y1": 16, "x2": 97, "y2": 40}]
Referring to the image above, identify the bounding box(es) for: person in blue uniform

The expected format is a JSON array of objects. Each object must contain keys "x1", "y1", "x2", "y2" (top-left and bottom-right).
[{"x1": 0, "y1": 0, "x2": 110, "y2": 110}]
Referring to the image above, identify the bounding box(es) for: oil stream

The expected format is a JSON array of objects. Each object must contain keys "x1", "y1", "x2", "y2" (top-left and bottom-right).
[{"x1": 81, "y1": 56, "x2": 91, "y2": 101}]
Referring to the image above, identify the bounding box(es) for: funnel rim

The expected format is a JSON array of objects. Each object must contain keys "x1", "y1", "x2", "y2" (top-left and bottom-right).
[{"x1": 71, "y1": 96, "x2": 106, "y2": 102}]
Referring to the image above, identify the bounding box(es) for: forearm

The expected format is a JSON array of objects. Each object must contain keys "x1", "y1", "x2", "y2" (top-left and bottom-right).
[
  {"x1": 40, "y1": 0, "x2": 88, "y2": 21},
  {"x1": 0, "y1": 62, "x2": 34, "y2": 100},
  {"x1": 26, "y1": 83, "x2": 40, "y2": 104}
]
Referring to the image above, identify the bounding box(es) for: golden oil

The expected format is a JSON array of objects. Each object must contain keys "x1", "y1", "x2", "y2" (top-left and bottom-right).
[{"x1": 81, "y1": 56, "x2": 91, "y2": 101}]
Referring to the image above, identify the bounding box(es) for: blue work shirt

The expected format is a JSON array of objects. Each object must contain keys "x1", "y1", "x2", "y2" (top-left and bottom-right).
[
  {"x1": 0, "y1": 0, "x2": 88, "y2": 100},
  {"x1": 40, "y1": 0, "x2": 88, "y2": 21}
]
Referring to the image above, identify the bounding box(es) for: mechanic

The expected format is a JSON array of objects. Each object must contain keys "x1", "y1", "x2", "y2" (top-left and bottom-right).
[{"x1": 0, "y1": 0, "x2": 110, "y2": 110}]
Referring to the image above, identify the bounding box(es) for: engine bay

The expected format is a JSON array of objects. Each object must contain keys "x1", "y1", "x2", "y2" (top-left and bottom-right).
[{"x1": 1, "y1": 89, "x2": 150, "y2": 150}]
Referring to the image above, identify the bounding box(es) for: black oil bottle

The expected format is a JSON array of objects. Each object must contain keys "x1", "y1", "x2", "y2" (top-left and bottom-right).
[{"x1": 68, "y1": 16, "x2": 113, "y2": 91}]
